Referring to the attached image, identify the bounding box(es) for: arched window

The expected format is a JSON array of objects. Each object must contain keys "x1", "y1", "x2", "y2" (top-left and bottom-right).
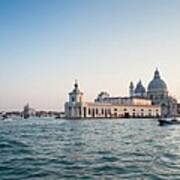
[
  {"x1": 92, "y1": 109, "x2": 95, "y2": 117},
  {"x1": 101, "y1": 109, "x2": 104, "y2": 114},
  {"x1": 71, "y1": 97, "x2": 75, "y2": 102},
  {"x1": 79, "y1": 107, "x2": 81, "y2": 116},
  {"x1": 96, "y1": 108, "x2": 98, "y2": 115},
  {"x1": 88, "y1": 108, "x2": 91, "y2": 115}
]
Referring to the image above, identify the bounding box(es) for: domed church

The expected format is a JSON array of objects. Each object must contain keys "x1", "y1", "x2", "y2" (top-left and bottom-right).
[
  {"x1": 130, "y1": 68, "x2": 177, "y2": 117},
  {"x1": 147, "y1": 69, "x2": 168, "y2": 97},
  {"x1": 147, "y1": 69, "x2": 177, "y2": 117}
]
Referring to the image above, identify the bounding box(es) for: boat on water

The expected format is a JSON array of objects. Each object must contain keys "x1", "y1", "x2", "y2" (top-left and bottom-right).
[
  {"x1": 0, "y1": 113, "x2": 8, "y2": 121},
  {"x1": 158, "y1": 117, "x2": 180, "y2": 126}
]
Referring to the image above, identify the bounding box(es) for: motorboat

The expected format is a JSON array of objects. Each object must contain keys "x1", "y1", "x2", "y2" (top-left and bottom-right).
[
  {"x1": 0, "y1": 114, "x2": 8, "y2": 121},
  {"x1": 158, "y1": 118, "x2": 180, "y2": 126}
]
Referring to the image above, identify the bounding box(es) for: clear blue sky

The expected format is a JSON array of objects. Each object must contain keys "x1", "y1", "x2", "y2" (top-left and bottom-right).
[{"x1": 0, "y1": 0, "x2": 180, "y2": 111}]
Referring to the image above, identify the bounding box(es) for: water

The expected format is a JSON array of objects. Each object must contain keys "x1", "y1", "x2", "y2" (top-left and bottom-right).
[{"x1": 1, "y1": 118, "x2": 180, "y2": 180}]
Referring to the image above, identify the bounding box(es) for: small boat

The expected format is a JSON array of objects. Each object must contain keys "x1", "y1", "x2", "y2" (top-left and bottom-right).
[
  {"x1": 55, "y1": 115, "x2": 61, "y2": 119},
  {"x1": 158, "y1": 118, "x2": 180, "y2": 126},
  {"x1": 1, "y1": 114, "x2": 8, "y2": 121}
]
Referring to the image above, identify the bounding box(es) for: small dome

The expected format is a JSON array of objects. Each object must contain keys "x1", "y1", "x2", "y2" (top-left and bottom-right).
[
  {"x1": 148, "y1": 69, "x2": 167, "y2": 92},
  {"x1": 135, "y1": 80, "x2": 146, "y2": 94}
]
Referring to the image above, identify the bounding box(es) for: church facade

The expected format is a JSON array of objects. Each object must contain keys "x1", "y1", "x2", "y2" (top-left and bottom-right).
[{"x1": 129, "y1": 69, "x2": 177, "y2": 117}]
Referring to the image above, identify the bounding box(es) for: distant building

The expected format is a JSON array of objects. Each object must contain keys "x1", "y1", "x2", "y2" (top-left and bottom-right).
[
  {"x1": 95, "y1": 95, "x2": 152, "y2": 106},
  {"x1": 23, "y1": 104, "x2": 36, "y2": 118},
  {"x1": 64, "y1": 81, "x2": 160, "y2": 119},
  {"x1": 65, "y1": 69, "x2": 177, "y2": 119},
  {"x1": 130, "y1": 68, "x2": 177, "y2": 117}
]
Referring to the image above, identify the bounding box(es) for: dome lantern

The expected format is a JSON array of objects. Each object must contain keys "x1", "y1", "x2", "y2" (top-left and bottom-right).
[{"x1": 154, "y1": 68, "x2": 160, "y2": 79}]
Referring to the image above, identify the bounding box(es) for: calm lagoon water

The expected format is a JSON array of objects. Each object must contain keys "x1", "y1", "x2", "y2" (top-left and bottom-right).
[{"x1": 1, "y1": 118, "x2": 180, "y2": 180}]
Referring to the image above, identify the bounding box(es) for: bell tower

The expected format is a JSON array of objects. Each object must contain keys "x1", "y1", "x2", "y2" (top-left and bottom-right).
[
  {"x1": 129, "y1": 81, "x2": 134, "y2": 97},
  {"x1": 69, "y1": 80, "x2": 83, "y2": 104}
]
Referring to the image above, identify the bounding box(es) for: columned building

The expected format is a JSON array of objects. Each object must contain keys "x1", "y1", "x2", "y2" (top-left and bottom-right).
[
  {"x1": 65, "y1": 69, "x2": 176, "y2": 119},
  {"x1": 65, "y1": 81, "x2": 161, "y2": 119}
]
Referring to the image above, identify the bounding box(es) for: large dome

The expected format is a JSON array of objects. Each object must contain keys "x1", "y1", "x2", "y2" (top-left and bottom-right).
[{"x1": 148, "y1": 69, "x2": 167, "y2": 92}]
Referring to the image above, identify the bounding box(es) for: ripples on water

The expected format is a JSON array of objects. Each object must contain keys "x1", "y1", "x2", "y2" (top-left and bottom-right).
[{"x1": 1, "y1": 118, "x2": 180, "y2": 179}]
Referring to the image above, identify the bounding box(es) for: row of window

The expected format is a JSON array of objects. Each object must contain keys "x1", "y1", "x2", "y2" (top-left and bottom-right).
[
  {"x1": 68, "y1": 106, "x2": 159, "y2": 116},
  {"x1": 69, "y1": 106, "x2": 159, "y2": 113},
  {"x1": 68, "y1": 106, "x2": 159, "y2": 118},
  {"x1": 88, "y1": 108, "x2": 111, "y2": 115},
  {"x1": 86, "y1": 107, "x2": 159, "y2": 115}
]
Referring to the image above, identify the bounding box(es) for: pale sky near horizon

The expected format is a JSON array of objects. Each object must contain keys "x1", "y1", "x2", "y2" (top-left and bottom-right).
[{"x1": 0, "y1": 0, "x2": 180, "y2": 111}]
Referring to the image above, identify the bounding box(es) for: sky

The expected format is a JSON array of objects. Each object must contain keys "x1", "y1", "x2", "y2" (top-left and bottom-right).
[{"x1": 0, "y1": 0, "x2": 180, "y2": 111}]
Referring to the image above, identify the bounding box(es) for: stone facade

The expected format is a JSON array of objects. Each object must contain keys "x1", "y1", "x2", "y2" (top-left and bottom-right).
[
  {"x1": 130, "y1": 69, "x2": 177, "y2": 117},
  {"x1": 65, "y1": 69, "x2": 176, "y2": 119},
  {"x1": 64, "y1": 81, "x2": 160, "y2": 119}
]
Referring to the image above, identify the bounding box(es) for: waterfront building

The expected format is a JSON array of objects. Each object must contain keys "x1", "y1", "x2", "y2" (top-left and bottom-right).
[
  {"x1": 147, "y1": 69, "x2": 177, "y2": 117},
  {"x1": 64, "y1": 69, "x2": 177, "y2": 119},
  {"x1": 130, "y1": 69, "x2": 177, "y2": 117},
  {"x1": 64, "y1": 81, "x2": 160, "y2": 119},
  {"x1": 22, "y1": 104, "x2": 36, "y2": 119}
]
